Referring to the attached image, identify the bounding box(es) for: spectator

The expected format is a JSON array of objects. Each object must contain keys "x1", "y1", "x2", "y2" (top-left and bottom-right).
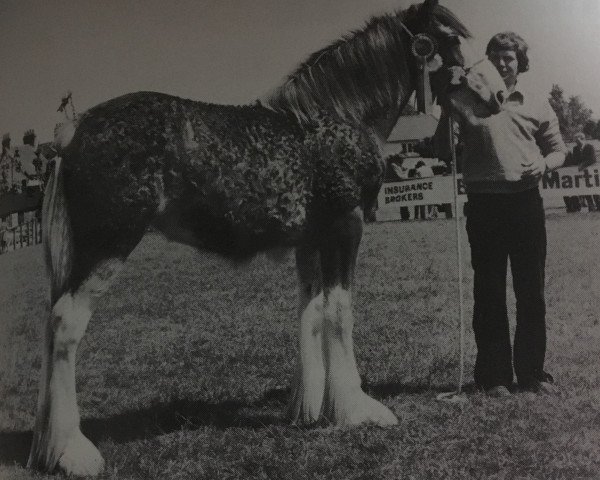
[
  {"x1": 563, "y1": 132, "x2": 598, "y2": 212},
  {"x1": 573, "y1": 132, "x2": 597, "y2": 170},
  {"x1": 415, "y1": 160, "x2": 433, "y2": 178},
  {"x1": 390, "y1": 162, "x2": 411, "y2": 220},
  {"x1": 414, "y1": 161, "x2": 437, "y2": 219}
]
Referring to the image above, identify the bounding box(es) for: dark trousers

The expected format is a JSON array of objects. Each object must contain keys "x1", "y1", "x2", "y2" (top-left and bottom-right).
[
  {"x1": 466, "y1": 189, "x2": 547, "y2": 389},
  {"x1": 563, "y1": 195, "x2": 581, "y2": 212}
]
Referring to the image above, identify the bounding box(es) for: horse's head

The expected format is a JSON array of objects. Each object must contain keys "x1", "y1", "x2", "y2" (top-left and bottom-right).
[
  {"x1": 405, "y1": 0, "x2": 472, "y2": 66},
  {"x1": 443, "y1": 59, "x2": 507, "y2": 120},
  {"x1": 457, "y1": 59, "x2": 506, "y2": 114},
  {"x1": 406, "y1": 0, "x2": 506, "y2": 116},
  {"x1": 403, "y1": 1, "x2": 488, "y2": 100}
]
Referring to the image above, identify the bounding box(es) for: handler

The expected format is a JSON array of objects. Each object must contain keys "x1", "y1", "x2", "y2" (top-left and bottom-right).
[{"x1": 443, "y1": 32, "x2": 567, "y2": 396}]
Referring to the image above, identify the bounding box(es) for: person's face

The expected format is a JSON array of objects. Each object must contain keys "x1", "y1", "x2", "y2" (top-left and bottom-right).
[
  {"x1": 575, "y1": 134, "x2": 585, "y2": 146},
  {"x1": 488, "y1": 48, "x2": 519, "y2": 88}
]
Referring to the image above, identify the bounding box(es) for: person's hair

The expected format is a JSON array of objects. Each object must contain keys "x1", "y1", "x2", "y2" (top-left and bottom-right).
[
  {"x1": 415, "y1": 160, "x2": 425, "y2": 168},
  {"x1": 486, "y1": 32, "x2": 529, "y2": 73}
]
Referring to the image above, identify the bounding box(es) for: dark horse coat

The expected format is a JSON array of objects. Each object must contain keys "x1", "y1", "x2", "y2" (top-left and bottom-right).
[{"x1": 59, "y1": 93, "x2": 383, "y2": 290}]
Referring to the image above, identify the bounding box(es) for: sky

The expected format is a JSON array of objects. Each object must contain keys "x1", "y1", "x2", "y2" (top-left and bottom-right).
[{"x1": 1, "y1": 0, "x2": 600, "y2": 143}]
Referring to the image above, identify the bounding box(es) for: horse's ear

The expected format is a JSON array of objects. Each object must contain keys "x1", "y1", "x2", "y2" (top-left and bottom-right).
[{"x1": 420, "y1": 0, "x2": 439, "y2": 21}]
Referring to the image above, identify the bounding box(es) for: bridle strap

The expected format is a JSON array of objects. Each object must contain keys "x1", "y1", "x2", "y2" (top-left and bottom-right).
[{"x1": 397, "y1": 20, "x2": 415, "y2": 38}]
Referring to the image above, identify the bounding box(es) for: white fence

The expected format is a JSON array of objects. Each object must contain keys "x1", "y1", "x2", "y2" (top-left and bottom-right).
[{"x1": 0, "y1": 218, "x2": 42, "y2": 253}]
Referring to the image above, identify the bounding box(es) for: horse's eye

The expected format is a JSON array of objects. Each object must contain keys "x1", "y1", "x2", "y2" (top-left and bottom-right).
[{"x1": 446, "y1": 35, "x2": 461, "y2": 46}]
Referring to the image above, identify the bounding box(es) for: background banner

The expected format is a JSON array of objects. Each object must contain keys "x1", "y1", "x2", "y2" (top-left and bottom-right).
[{"x1": 377, "y1": 165, "x2": 600, "y2": 221}]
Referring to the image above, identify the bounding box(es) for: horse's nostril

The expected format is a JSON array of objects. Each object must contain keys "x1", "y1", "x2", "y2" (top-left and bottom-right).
[{"x1": 496, "y1": 91, "x2": 505, "y2": 104}]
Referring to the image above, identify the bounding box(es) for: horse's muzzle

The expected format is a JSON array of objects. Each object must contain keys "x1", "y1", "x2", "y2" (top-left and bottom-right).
[{"x1": 490, "y1": 90, "x2": 506, "y2": 114}]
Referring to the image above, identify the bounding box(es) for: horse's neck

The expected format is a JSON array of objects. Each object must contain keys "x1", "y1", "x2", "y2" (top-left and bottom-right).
[
  {"x1": 370, "y1": 51, "x2": 459, "y2": 141},
  {"x1": 370, "y1": 94, "x2": 414, "y2": 144}
]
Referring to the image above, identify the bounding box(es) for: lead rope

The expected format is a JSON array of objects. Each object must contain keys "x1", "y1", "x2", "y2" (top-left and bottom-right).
[
  {"x1": 436, "y1": 114, "x2": 467, "y2": 403},
  {"x1": 450, "y1": 115, "x2": 466, "y2": 395}
]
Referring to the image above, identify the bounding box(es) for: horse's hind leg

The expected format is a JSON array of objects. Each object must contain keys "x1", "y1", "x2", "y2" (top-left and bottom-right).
[
  {"x1": 28, "y1": 257, "x2": 126, "y2": 476},
  {"x1": 288, "y1": 244, "x2": 325, "y2": 424},
  {"x1": 319, "y1": 207, "x2": 397, "y2": 426}
]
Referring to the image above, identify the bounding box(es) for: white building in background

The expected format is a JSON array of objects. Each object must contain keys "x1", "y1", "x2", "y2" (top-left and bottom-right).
[
  {"x1": 383, "y1": 113, "x2": 447, "y2": 182},
  {"x1": 384, "y1": 113, "x2": 439, "y2": 158},
  {"x1": 0, "y1": 130, "x2": 51, "y2": 192}
]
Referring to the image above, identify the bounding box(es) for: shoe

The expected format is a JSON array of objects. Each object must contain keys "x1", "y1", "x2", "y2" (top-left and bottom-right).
[
  {"x1": 520, "y1": 372, "x2": 558, "y2": 395},
  {"x1": 485, "y1": 385, "x2": 511, "y2": 398},
  {"x1": 521, "y1": 380, "x2": 558, "y2": 395}
]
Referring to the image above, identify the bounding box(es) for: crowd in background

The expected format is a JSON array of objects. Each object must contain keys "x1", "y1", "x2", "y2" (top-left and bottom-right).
[{"x1": 385, "y1": 153, "x2": 453, "y2": 220}]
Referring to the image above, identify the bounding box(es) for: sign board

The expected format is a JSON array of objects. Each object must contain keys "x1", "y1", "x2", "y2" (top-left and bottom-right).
[{"x1": 377, "y1": 165, "x2": 600, "y2": 221}]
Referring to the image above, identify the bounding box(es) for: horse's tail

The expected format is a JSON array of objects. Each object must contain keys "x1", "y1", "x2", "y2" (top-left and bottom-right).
[
  {"x1": 43, "y1": 154, "x2": 73, "y2": 303},
  {"x1": 53, "y1": 121, "x2": 76, "y2": 155}
]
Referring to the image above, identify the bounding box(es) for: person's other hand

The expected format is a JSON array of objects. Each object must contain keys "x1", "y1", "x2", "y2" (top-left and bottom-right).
[{"x1": 521, "y1": 155, "x2": 547, "y2": 179}]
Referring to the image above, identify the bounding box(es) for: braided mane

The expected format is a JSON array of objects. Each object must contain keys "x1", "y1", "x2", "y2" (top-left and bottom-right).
[{"x1": 267, "y1": 5, "x2": 470, "y2": 125}]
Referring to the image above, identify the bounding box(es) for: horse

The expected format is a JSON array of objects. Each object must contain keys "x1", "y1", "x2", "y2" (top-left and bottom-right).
[{"x1": 28, "y1": 1, "x2": 494, "y2": 476}]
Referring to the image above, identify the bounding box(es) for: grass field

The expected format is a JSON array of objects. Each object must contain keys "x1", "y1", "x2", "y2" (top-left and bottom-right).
[{"x1": 2, "y1": 214, "x2": 600, "y2": 479}]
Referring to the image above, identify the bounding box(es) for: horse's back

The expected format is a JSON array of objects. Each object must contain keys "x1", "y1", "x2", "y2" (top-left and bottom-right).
[
  {"x1": 59, "y1": 92, "x2": 309, "y2": 260},
  {"x1": 57, "y1": 91, "x2": 383, "y2": 263}
]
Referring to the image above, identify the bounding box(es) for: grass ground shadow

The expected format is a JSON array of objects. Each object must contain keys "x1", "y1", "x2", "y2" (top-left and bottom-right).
[{"x1": 0, "y1": 381, "x2": 438, "y2": 468}]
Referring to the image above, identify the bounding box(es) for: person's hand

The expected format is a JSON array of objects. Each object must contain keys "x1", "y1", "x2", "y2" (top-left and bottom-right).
[{"x1": 521, "y1": 155, "x2": 548, "y2": 179}]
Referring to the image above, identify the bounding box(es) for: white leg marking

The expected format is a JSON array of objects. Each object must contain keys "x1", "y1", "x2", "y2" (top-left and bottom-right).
[
  {"x1": 49, "y1": 293, "x2": 105, "y2": 476},
  {"x1": 288, "y1": 292, "x2": 325, "y2": 424},
  {"x1": 57, "y1": 430, "x2": 105, "y2": 477},
  {"x1": 321, "y1": 287, "x2": 397, "y2": 426},
  {"x1": 29, "y1": 261, "x2": 124, "y2": 475}
]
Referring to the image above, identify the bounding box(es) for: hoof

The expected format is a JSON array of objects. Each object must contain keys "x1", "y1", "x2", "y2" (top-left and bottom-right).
[
  {"x1": 287, "y1": 380, "x2": 323, "y2": 426},
  {"x1": 58, "y1": 430, "x2": 105, "y2": 477},
  {"x1": 322, "y1": 389, "x2": 398, "y2": 426},
  {"x1": 287, "y1": 361, "x2": 325, "y2": 426},
  {"x1": 287, "y1": 395, "x2": 322, "y2": 426}
]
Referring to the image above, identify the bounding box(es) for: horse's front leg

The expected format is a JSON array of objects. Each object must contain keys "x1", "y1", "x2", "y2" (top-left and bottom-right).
[
  {"x1": 319, "y1": 208, "x2": 397, "y2": 426},
  {"x1": 288, "y1": 244, "x2": 325, "y2": 425}
]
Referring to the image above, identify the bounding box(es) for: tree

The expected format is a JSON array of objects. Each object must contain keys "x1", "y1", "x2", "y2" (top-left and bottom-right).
[
  {"x1": 594, "y1": 120, "x2": 600, "y2": 141},
  {"x1": 549, "y1": 85, "x2": 568, "y2": 134},
  {"x1": 548, "y1": 84, "x2": 594, "y2": 142},
  {"x1": 568, "y1": 96, "x2": 593, "y2": 136},
  {"x1": 583, "y1": 120, "x2": 596, "y2": 138}
]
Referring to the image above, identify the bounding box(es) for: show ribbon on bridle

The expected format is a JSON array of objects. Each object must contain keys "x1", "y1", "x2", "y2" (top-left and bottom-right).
[{"x1": 410, "y1": 33, "x2": 437, "y2": 114}]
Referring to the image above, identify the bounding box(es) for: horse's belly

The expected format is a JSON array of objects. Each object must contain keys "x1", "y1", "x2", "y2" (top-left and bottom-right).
[{"x1": 153, "y1": 193, "x2": 308, "y2": 259}]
